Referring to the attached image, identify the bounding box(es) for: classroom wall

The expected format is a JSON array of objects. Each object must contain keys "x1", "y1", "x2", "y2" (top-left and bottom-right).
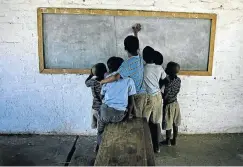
[{"x1": 0, "y1": 0, "x2": 243, "y2": 135}]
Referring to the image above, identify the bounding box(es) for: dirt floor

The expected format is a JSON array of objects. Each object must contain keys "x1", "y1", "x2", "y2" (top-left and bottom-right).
[{"x1": 0, "y1": 134, "x2": 243, "y2": 166}]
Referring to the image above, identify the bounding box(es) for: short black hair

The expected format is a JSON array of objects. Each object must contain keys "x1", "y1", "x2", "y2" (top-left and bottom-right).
[
  {"x1": 165, "y1": 62, "x2": 180, "y2": 76},
  {"x1": 107, "y1": 57, "x2": 124, "y2": 72},
  {"x1": 124, "y1": 36, "x2": 139, "y2": 56},
  {"x1": 94, "y1": 63, "x2": 107, "y2": 79},
  {"x1": 143, "y1": 46, "x2": 154, "y2": 63},
  {"x1": 154, "y1": 51, "x2": 163, "y2": 65}
]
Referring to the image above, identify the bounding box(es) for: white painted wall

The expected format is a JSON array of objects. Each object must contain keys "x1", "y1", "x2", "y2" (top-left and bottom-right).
[{"x1": 0, "y1": 0, "x2": 243, "y2": 135}]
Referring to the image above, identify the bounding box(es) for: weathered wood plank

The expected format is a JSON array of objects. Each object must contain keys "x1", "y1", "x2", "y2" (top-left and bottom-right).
[
  {"x1": 94, "y1": 118, "x2": 155, "y2": 166},
  {"x1": 143, "y1": 121, "x2": 156, "y2": 166}
]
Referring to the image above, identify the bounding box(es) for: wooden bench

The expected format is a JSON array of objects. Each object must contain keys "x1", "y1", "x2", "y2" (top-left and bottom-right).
[{"x1": 94, "y1": 118, "x2": 155, "y2": 166}]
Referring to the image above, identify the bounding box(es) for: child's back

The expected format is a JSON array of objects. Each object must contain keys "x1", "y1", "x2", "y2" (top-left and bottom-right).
[
  {"x1": 102, "y1": 57, "x2": 136, "y2": 111},
  {"x1": 143, "y1": 48, "x2": 166, "y2": 105},
  {"x1": 144, "y1": 64, "x2": 166, "y2": 95},
  {"x1": 162, "y1": 62, "x2": 181, "y2": 146},
  {"x1": 163, "y1": 62, "x2": 181, "y2": 104},
  {"x1": 164, "y1": 76, "x2": 181, "y2": 104},
  {"x1": 118, "y1": 36, "x2": 145, "y2": 94},
  {"x1": 102, "y1": 73, "x2": 136, "y2": 111},
  {"x1": 142, "y1": 47, "x2": 165, "y2": 153}
]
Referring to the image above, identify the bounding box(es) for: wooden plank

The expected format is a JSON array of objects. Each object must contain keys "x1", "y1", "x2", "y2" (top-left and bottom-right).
[
  {"x1": 41, "y1": 69, "x2": 90, "y2": 74},
  {"x1": 38, "y1": 7, "x2": 216, "y2": 19},
  {"x1": 143, "y1": 120, "x2": 156, "y2": 166},
  {"x1": 208, "y1": 14, "x2": 217, "y2": 76},
  {"x1": 94, "y1": 118, "x2": 154, "y2": 166},
  {"x1": 179, "y1": 70, "x2": 211, "y2": 76},
  {"x1": 37, "y1": 8, "x2": 44, "y2": 73}
]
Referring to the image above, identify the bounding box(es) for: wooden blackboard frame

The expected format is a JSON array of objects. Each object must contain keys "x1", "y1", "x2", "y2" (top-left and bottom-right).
[{"x1": 37, "y1": 7, "x2": 217, "y2": 76}]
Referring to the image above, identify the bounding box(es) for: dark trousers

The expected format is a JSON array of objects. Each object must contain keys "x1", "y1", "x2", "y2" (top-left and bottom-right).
[
  {"x1": 97, "y1": 104, "x2": 126, "y2": 145},
  {"x1": 149, "y1": 122, "x2": 160, "y2": 151}
]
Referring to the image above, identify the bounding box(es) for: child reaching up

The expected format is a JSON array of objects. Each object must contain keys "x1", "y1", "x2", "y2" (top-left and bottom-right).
[
  {"x1": 85, "y1": 63, "x2": 107, "y2": 129},
  {"x1": 161, "y1": 62, "x2": 181, "y2": 146},
  {"x1": 100, "y1": 25, "x2": 146, "y2": 118}
]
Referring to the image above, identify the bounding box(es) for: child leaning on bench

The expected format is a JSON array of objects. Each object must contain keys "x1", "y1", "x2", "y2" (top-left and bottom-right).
[{"x1": 96, "y1": 57, "x2": 136, "y2": 152}]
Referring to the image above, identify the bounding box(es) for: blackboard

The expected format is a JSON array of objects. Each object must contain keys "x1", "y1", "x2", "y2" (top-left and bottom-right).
[{"x1": 38, "y1": 8, "x2": 216, "y2": 75}]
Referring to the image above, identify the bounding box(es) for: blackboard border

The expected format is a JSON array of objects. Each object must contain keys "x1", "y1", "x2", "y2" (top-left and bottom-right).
[{"x1": 37, "y1": 7, "x2": 217, "y2": 76}]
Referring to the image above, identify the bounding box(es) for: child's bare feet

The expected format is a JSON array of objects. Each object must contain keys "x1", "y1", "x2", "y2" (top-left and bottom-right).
[
  {"x1": 160, "y1": 139, "x2": 171, "y2": 146},
  {"x1": 154, "y1": 147, "x2": 160, "y2": 153},
  {"x1": 171, "y1": 138, "x2": 177, "y2": 146}
]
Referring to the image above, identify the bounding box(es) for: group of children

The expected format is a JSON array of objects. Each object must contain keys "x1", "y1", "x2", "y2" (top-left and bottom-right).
[{"x1": 85, "y1": 24, "x2": 181, "y2": 153}]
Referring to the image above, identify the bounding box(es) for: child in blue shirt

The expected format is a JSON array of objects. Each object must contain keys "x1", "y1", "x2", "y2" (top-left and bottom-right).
[
  {"x1": 96, "y1": 57, "x2": 136, "y2": 152},
  {"x1": 100, "y1": 24, "x2": 146, "y2": 118}
]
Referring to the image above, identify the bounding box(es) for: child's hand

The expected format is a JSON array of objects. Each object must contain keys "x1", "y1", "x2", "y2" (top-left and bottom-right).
[
  {"x1": 132, "y1": 23, "x2": 141, "y2": 34},
  {"x1": 99, "y1": 80, "x2": 104, "y2": 85}
]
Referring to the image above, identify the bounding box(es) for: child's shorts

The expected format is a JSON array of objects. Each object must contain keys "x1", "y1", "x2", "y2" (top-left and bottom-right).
[
  {"x1": 162, "y1": 101, "x2": 181, "y2": 130},
  {"x1": 143, "y1": 92, "x2": 163, "y2": 124},
  {"x1": 133, "y1": 93, "x2": 147, "y2": 118}
]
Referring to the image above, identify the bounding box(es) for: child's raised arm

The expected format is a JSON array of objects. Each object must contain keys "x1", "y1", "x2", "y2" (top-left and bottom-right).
[{"x1": 132, "y1": 23, "x2": 141, "y2": 56}]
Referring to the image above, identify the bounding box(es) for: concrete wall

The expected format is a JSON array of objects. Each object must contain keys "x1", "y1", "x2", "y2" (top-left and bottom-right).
[{"x1": 0, "y1": 0, "x2": 243, "y2": 135}]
